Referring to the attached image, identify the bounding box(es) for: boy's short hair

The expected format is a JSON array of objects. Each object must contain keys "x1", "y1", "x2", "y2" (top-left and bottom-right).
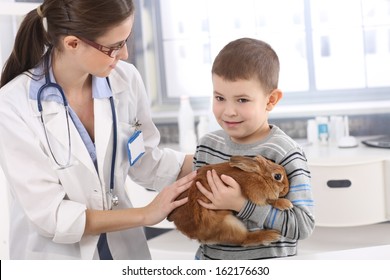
[{"x1": 212, "y1": 38, "x2": 279, "y2": 93}]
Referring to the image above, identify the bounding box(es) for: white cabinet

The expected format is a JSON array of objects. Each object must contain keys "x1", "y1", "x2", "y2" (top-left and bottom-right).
[{"x1": 304, "y1": 140, "x2": 390, "y2": 227}]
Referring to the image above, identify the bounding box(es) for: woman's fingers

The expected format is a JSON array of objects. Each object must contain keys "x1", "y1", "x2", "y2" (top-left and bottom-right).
[
  {"x1": 144, "y1": 171, "x2": 196, "y2": 226},
  {"x1": 175, "y1": 170, "x2": 197, "y2": 188},
  {"x1": 169, "y1": 170, "x2": 196, "y2": 198},
  {"x1": 171, "y1": 196, "x2": 189, "y2": 208}
]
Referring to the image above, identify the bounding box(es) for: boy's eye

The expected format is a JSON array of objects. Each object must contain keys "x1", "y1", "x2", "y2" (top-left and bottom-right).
[
  {"x1": 215, "y1": 96, "x2": 224, "y2": 102},
  {"x1": 238, "y1": 98, "x2": 249, "y2": 103}
]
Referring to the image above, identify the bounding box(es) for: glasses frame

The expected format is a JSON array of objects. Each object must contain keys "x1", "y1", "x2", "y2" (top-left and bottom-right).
[{"x1": 78, "y1": 37, "x2": 128, "y2": 58}]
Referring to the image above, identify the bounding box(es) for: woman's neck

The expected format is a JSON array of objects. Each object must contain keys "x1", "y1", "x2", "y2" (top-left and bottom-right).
[
  {"x1": 51, "y1": 51, "x2": 92, "y2": 100},
  {"x1": 51, "y1": 51, "x2": 95, "y2": 141}
]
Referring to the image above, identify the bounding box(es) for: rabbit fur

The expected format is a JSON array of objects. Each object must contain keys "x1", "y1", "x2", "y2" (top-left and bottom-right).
[{"x1": 168, "y1": 155, "x2": 292, "y2": 246}]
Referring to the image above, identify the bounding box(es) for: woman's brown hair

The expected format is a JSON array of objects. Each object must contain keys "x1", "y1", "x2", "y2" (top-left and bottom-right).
[{"x1": 0, "y1": 0, "x2": 134, "y2": 88}]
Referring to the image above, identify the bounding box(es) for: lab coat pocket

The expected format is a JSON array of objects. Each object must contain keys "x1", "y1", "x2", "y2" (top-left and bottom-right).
[{"x1": 55, "y1": 162, "x2": 102, "y2": 208}]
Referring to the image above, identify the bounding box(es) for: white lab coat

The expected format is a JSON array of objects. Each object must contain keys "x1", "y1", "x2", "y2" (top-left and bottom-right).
[{"x1": 0, "y1": 61, "x2": 184, "y2": 259}]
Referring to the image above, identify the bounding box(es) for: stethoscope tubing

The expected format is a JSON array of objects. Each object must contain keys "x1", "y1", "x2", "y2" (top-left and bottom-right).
[
  {"x1": 108, "y1": 82, "x2": 117, "y2": 196},
  {"x1": 37, "y1": 52, "x2": 72, "y2": 168}
]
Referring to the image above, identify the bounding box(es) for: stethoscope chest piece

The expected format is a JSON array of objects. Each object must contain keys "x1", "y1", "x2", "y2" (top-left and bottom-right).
[{"x1": 107, "y1": 190, "x2": 119, "y2": 210}]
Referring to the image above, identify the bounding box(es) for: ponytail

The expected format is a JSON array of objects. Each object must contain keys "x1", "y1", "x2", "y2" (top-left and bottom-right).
[{"x1": 0, "y1": 8, "x2": 49, "y2": 88}]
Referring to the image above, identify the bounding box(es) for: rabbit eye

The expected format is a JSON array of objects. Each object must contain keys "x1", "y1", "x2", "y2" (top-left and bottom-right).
[{"x1": 274, "y1": 173, "x2": 282, "y2": 181}]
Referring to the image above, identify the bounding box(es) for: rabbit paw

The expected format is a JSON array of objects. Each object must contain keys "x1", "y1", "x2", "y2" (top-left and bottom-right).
[{"x1": 269, "y1": 198, "x2": 293, "y2": 210}]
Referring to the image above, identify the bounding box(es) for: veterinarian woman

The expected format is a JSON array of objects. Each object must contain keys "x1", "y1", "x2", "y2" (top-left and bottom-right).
[{"x1": 0, "y1": 0, "x2": 194, "y2": 260}]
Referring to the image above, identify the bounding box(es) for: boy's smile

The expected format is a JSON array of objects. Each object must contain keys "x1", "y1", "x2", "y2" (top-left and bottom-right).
[{"x1": 223, "y1": 120, "x2": 244, "y2": 128}]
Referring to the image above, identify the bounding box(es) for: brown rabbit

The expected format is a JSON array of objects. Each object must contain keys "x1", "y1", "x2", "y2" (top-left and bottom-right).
[{"x1": 167, "y1": 155, "x2": 292, "y2": 246}]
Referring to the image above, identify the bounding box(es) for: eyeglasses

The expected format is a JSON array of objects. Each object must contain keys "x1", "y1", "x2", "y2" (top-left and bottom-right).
[{"x1": 78, "y1": 37, "x2": 128, "y2": 58}]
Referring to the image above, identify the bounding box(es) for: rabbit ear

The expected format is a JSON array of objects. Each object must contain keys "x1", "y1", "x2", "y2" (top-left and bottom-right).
[{"x1": 229, "y1": 156, "x2": 260, "y2": 173}]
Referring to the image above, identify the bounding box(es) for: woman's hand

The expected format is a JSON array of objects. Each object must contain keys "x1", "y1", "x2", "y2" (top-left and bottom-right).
[
  {"x1": 84, "y1": 171, "x2": 196, "y2": 235},
  {"x1": 196, "y1": 169, "x2": 246, "y2": 213},
  {"x1": 142, "y1": 170, "x2": 196, "y2": 226}
]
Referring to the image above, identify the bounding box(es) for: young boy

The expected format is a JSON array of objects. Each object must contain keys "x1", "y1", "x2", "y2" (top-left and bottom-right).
[{"x1": 194, "y1": 38, "x2": 315, "y2": 260}]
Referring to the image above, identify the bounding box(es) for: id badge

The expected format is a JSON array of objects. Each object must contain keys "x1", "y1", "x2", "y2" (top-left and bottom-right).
[{"x1": 127, "y1": 130, "x2": 145, "y2": 166}]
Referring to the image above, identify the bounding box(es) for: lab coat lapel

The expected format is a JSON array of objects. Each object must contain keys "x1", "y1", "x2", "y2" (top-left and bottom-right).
[
  {"x1": 94, "y1": 97, "x2": 114, "y2": 187},
  {"x1": 40, "y1": 102, "x2": 97, "y2": 175}
]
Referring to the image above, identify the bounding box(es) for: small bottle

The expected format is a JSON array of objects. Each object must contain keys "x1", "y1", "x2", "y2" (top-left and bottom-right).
[
  {"x1": 197, "y1": 115, "x2": 209, "y2": 141},
  {"x1": 178, "y1": 95, "x2": 197, "y2": 153},
  {"x1": 316, "y1": 116, "x2": 329, "y2": 145}
]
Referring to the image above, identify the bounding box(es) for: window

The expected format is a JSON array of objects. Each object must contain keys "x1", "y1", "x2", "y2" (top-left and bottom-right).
[
  {"x1": 135, "y1": 0, "x2": 390, "y2": 113},
  {"x1": 0, "y1": 1, "x2": 43, "y2": 70}
]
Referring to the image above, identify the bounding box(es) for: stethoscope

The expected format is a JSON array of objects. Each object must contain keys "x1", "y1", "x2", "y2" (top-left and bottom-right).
[{"x1": 37, "y1": 52, "x2": 119, "y2": 209}]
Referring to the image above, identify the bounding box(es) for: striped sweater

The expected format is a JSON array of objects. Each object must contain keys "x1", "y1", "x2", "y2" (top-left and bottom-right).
[{"x1": 193, "y1": 125, "x2": 315, "y2": 260}]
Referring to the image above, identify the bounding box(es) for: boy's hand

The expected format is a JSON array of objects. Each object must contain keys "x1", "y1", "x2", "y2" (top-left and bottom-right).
[{"x1": 196, "y1": 169, "x2": 246, "y2": 212}]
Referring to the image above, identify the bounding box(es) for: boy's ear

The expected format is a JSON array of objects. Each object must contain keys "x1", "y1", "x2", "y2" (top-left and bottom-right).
[{"x1": 266, "y1": 89, "x2": 283, "y2": 111}]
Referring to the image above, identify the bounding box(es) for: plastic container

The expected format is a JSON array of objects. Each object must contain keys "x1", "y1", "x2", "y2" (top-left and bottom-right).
[{"x1": 316, "y1": 116, "x2": 329, "y2": 145}]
